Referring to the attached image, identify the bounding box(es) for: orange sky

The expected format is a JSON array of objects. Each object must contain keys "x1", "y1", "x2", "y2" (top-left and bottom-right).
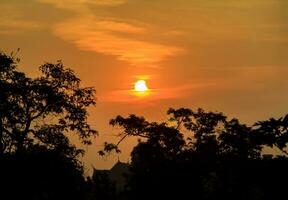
[{"x1": 1, "y1": 0, "x2": 288, "y2": 170}]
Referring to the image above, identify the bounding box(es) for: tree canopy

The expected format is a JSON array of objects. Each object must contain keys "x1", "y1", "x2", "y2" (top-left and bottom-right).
[
  {"x1": 100, "y1": 108, "x2": 288, "y2": 159},
  {"x1": 0, "y1": 51, "x2": 98, "y2": 200},
  {"x1": 0, "y1": 51, "x2": 97, "y2": 158},
  {"x1": 100, "y1": 108, "x2": 288, "y2": 200}
]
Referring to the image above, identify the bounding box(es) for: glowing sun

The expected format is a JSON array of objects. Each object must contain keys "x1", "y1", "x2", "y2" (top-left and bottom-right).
[{"x1": 134, "y1": 80, "x2": 149, "y2": 93}]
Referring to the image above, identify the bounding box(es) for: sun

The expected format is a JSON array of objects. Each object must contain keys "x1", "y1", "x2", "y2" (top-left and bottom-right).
[{"x1": 134, "y1": 80, "x2": 149, "y2": 93}]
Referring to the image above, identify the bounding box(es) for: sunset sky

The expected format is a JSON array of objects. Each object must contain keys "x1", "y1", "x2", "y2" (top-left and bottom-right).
[{"x1": 1, "y1": 0, "x2": 288, "y2": 170}]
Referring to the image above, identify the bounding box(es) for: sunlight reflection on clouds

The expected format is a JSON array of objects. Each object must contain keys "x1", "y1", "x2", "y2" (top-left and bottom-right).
[
  {"x1": 100, "y1": 83, "x2": 211, "y2": 104},
  {"x1": 37, "y1": 0, "x2": 184, "y2": 67}
]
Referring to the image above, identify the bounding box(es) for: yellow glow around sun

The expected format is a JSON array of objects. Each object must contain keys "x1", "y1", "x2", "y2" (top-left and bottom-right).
[{"x1": 134, "y1": 80, "x2": 149, "y2": 92}]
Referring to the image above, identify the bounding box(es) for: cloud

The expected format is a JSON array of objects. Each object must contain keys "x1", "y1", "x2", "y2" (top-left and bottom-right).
[
  {"x1": 37, "y1": 0, "x2": 127, "y2": 10},
  {"x1": 100, "y1": 83, "x2": 209, "y2": 104},
  {"x1": 36, "y1": 0, "x2": 184, "y2": 66},
  {"x1": 0, "y1": 19, "x2": 43, "y2": 31},
  {"x1": 53, "y1": 16, "x2": 183, "y2": 66},
  {"x1": 87, "y1": 0, "x2": 127, "y2": 5},
  {"x1": 195, "y1": 0, "x2": 287, "y2": 9},
  {"x1": 37, "y1": 0, "x2": 127, "y2": 6},
  {"x1": 0, "y1": 4, "x2": 45, "y2": 35},
  {"x1": 94, "y1": 20, "x2": 145, "y2": 33}
]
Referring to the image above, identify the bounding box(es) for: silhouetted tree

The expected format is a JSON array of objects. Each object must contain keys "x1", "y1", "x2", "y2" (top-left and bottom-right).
[
  {"x1": 0, "y1": 51, "x2": 97, "y2": 156},
  {"x1": 101, "y1": 108, "x2": 288, "y2": 200},
  {"x1": 254, "y1": 114, "x2": 288, "y2": 154},
  {"x1": 0, "y1": 51, "x2": 97, "y2": 200}
]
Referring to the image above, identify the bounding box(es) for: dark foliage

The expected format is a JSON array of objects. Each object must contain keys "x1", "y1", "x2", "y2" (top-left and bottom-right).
[
  {"x1": 102, "y1": 108, "x2": 288, "y2": 200},
  {"x1": 0, "y1": 51, "x2": 96, "y2": 200},
  {"x1": 0, "y1": 147, "x2": 86, "y2": 200},
  {"x1": 0, "y1": 51, "x2": 97, "y2": 156}
]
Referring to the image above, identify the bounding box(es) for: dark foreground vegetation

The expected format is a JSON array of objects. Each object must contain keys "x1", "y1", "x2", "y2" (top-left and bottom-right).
[{"x1": 0, "y1": 51, "x2": 287, "y2": 200}]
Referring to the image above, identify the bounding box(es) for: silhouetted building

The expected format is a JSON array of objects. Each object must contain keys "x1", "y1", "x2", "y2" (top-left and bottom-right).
[{"x1": 93, "y1": 161, "x2": 130, "y2": 193}]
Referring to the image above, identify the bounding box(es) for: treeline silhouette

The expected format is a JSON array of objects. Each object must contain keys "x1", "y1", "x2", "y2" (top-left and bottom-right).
[
  {"x1": 1, "y1": 51, "x2": 287, "y2": 200},
  {"x1": 102, "y1": 109, "x2": 288, "y2": 200}
]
